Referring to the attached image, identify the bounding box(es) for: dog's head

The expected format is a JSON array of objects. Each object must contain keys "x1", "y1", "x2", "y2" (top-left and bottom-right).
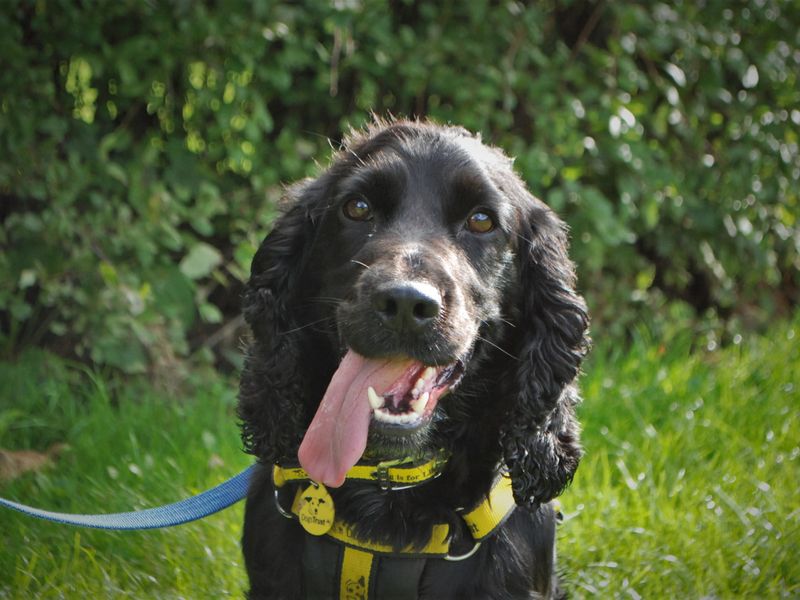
[{"x1": 239, "y1": 120, "x2": 589, "y2": 507}]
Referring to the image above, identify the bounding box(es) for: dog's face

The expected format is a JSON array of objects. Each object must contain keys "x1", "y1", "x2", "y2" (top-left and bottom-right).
[
  {"x1": 293, "y1": 129, "x2": 528, "y2": 473},
  {"x1": 316, "y1": 138, "x2": 519, "y2": 361}
]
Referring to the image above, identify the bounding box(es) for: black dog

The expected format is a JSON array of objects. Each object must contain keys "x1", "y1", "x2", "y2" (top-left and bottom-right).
[{"x1": 238, "y1": 119, "x2": 589, "y2": 599}]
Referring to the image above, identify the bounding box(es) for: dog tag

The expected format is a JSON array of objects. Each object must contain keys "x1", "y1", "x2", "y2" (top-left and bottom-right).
[{"x1": 297, "y1": 483, "x2": 335, "y2": 536}]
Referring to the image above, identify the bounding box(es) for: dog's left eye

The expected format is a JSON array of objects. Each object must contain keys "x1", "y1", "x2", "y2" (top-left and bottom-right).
[
  {"x1": 342, "y1": 197, "x2": 373, "y2": 222},
  {"x1": 465, "y1": 210, "x2": 495, "y2": 234}
]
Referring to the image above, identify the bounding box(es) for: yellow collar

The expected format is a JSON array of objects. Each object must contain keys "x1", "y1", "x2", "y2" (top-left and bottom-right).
[{"x1": 273, "y1": 450, "x2": 450, "y2": 491}]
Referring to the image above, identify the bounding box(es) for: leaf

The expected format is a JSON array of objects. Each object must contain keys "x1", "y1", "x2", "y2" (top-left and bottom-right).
[
  {"x1": 151, "y1": 267, "x2": 197, "y2": 329},
  {"x1": 179, "y1": 243, "x2": 223, "y2": 280},
  {"x1": 106, "y1": 162, "x2": 128, "y2": 185},
  {"x1": 199, "y1": 302, "x2": 223, "y2": 324},
  {"x1": 18, "y1": 269, "x2": 36, "y2": 289}
]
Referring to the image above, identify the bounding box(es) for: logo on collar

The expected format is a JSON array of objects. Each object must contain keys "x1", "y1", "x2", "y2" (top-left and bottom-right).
[{"x1": 295, "y1": 482, "x2": 335, "y2": 536}]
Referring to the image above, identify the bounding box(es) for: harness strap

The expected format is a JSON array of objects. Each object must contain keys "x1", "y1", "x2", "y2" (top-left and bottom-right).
[
  {"x1": 460, "y1": 474, "x2": 516, "y2": 541},
  {"x1": 339, "y1": 547, "x2": 374, "y2": 600},
  {"x1": 290, "y1": 488, "x2": 451, "y2": 557},
  {"x1": 284, "y1": 474, "x2": 515, "y2": 559},
  {"x1": 303, "y1": 536, "x2": 427, "y2": 600}
]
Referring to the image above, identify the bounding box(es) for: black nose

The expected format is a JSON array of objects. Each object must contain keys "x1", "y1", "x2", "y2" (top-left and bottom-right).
[{"x1": 372, "y1": 281, "x2": 442, "y2": 333}]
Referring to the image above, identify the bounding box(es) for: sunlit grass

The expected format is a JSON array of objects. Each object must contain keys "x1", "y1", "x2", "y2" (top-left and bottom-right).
[
  {"x1": 1, "y1": 316, "x2": 798, "y2": 598},
  {"x1": 560, "y1": 317, "x2": 799, "y2": 598}
]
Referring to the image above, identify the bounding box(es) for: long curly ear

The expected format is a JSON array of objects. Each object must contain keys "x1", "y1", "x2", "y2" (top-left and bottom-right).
[
  {"x1": 501, "y1": 204, "x2": 590, "y2": 509},
  {"x1": 237, "y1": 182, "x2": 319, "y2": 464}
]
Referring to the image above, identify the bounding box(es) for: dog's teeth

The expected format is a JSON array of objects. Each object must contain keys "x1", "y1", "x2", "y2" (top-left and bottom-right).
[
  {"x1": 413, "y1": 377, "x2": 425, "y2": 392},
  {"x1": 423, "y1": 367, "x2": 436, "y2": 381},
  {"x1": 373, "y1": 407, "x2": 422, "y2": 425},
  {"x1": 411, "y1": 392, "x2": 430, "y2": 415},
  {"x1": 367, "y1": 387, "x2": 383, "y2": 410}
]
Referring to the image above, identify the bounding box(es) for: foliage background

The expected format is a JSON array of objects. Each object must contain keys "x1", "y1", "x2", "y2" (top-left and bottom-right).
[
  {"x1": 1, "y1": 2, "x2": 798, "y2": 597},
  {"x1": 1, "y1": 0, "x2": 798, "y2": 372}
]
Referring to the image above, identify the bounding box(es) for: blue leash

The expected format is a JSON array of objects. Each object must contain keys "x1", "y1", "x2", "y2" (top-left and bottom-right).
[{"x1": 0, "y1": 464, "x2": 256, "y2": 530}]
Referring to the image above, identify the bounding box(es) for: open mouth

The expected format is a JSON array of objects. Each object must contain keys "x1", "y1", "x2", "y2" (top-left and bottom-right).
[
  {"x1": 368, "y1": 361, "x2": 465, "y2": 427},
  {"x1": 297, "y1": 350, "x2": 466, "y2": 487}
]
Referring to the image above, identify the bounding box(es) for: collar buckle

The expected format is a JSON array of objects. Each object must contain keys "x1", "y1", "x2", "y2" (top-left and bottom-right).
[
  {"x1": 374, "y1": 456, "x2": 439, "y2": 491},
  {"x1": 376, "y1": 463, "x2": 392, "y2": 491}
]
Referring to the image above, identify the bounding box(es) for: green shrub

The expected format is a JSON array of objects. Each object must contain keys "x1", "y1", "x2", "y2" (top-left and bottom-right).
[{"x1": 1, "y1": 1, "x2": 797, "y2": 370}]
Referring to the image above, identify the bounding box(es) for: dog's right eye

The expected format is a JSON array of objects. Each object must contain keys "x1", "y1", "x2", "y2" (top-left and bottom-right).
[
  {"x1": 342, "y1": 197, "x2": 373, "y2": 222},
  {"x1": 465, "y1": 210, "x2": 495, "y2": 234}
]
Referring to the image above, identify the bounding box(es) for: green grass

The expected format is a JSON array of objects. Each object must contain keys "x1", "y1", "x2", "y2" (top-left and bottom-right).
[
  {"x1": 0, "y1": 318, "x2": 798, "y2": 598},
  {"x1": 560, "y1": 318, "x2": 799, "y2": 598},
  {"x1": 0, "y1": 353, "x2": 250, "y2": 598}
]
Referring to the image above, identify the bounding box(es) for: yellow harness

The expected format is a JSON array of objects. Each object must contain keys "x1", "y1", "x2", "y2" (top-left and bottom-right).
[{"x1": 272, "y1": 454, "x2": 517, "y2": 600}]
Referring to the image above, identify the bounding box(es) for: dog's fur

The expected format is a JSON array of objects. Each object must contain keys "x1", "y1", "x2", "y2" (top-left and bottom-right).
[{"x1": 238, "y1": 120, "x2": 590, "y2": 599}]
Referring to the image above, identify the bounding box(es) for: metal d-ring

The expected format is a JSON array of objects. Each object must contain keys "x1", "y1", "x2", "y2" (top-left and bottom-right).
[
  {"x1": 273, "y1": 476, "x2": 324, "y2": 519},
  {"x1": 443, "y1": 540, "x2": 482, "y2": 561},
  {"x1": 272, "y1": 468, "x2": 297, "y2": 521},
  {"x1": 273, "y1": 488, "x2": 295, "y2": 520}
]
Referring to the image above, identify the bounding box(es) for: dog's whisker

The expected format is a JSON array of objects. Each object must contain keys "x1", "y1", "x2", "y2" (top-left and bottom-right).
[
  {"x1": 304, "y1": 296, "x2": 343, "y2": 307},
  {"x1": 513, "y1": 231, "x2": 535, "y2": 247},
  {"x1": 497, "y1": 316, "x2": 516, "y2": 328},
  {"x1": 476, "y1": 335, "x2": 518, "y2": 361},
  {"x1": 278, "y1": 317, "x2": 336, "y2": 335},
  {"x1": 350, "y1": 259, "x2": 370, "y2": 270},
  {"x1": 481, "y1": 316, "x2": 516, "y2": 329}
]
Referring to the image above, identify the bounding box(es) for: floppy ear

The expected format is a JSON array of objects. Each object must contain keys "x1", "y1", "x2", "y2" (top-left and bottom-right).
[
  {"x1": 500, "y1": 204, "x2": 590, "y2": 509},
  {"x1": 237, "y1": 181, "x2": 321, "y2": 464}
]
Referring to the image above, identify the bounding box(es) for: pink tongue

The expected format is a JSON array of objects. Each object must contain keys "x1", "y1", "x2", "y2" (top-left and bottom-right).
[{"x1": 297, "y1": 351, "x2": 418, "y2": 487}]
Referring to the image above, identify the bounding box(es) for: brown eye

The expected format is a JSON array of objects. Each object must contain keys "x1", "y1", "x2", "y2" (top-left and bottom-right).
[
  {"x1": 466, "y1": 211, "x2": 494, "y2": 234},
  {"x1": 342, "y1": 197, "x2": 372, "y2": 221}
]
